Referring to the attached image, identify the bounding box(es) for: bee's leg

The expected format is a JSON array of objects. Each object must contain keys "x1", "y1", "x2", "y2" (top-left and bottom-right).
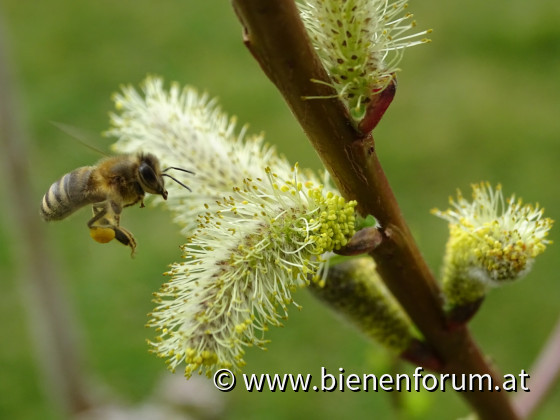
[
  {"x1": 113, "y1": 227, "x2": 137, "y2": 256},
  {"x1": 107, "y1": 202, "x2": 137, "y2": 256},
  {"x1": 87, "y1": 201, "x2": 137, "y2": 256},
  {"x1": 88, "y1": 202, "x2": 115, "y2": 243},
  {"x1": 88, "y1": 202, "x2": 108, "y2": 226}
]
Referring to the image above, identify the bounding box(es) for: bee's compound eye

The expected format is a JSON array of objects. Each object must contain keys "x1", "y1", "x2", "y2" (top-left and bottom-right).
[{"x1": 139, "y1": 163, "x2": 157, "y2": 185}]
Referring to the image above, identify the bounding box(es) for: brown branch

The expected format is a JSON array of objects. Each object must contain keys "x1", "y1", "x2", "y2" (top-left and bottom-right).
[
  {"x1": 514, "y1": 317, "x2": 560, "y2": 418},
  {"x1": 231, "y1": 1, "x2": 520, "y2": 418}
]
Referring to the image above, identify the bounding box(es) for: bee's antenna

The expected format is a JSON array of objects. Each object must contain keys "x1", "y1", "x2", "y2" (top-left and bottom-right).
[
  {"x1": 162, "y1": 173, "x2": 192, "y2": 191},
  {"x1": 163, "y1": 166, "x2": 195, "y2": 175}
]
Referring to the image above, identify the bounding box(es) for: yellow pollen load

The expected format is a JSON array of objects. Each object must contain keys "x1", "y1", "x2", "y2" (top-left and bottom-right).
[{"x1": 89, "y1": 227, "x2": 115, "y2": 243}]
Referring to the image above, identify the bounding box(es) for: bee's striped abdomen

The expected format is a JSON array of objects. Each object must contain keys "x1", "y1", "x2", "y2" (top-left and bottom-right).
[{"x1": 40, "y1": 167, "x2": 96, "y2": 221}]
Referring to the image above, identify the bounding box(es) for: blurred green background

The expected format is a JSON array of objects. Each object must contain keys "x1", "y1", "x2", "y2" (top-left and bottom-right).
[{"x1": 1, "y1": 1, "x2": 559, "y2": 419}]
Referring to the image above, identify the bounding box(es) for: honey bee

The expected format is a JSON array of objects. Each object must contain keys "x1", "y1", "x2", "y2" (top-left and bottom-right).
[{"x1": 40, "y1": 153, "x2": 192, "y2": 255}]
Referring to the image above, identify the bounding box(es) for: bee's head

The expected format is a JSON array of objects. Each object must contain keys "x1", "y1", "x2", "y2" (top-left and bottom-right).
[{"x1": 137, "y1": 153, "x2": 168, "y2": 199}]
